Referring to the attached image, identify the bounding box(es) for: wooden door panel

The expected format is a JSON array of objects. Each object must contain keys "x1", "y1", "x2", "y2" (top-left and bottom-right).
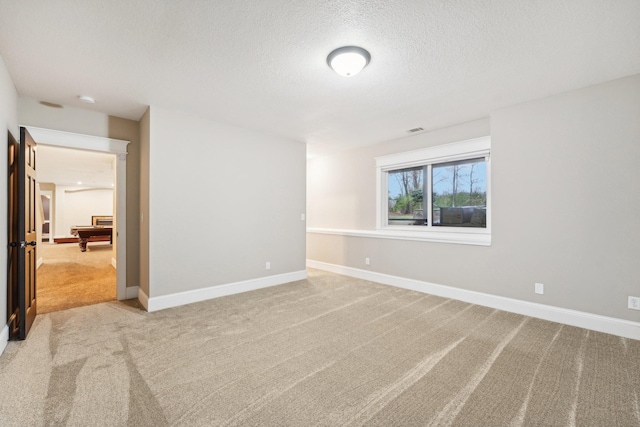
[{"x1": 18, "y1": 127, "x2": 37, "y2": 339}]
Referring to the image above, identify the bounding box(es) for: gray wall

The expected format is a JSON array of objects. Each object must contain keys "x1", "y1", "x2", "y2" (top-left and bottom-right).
[
  {"x1": 146, "y1": 106, "x2": 306, "y2": 298},
  {"x1": 307, "y1": 74, "x2": 640, "y2": 322},
  {"x1": 0, "y1": 55, "x2": 18, "y2": 327},
  {"x1": 138, "y1": 108, "x2": 150, "y2": 296},
  {"x1": 18, "y1": 98, "x2": 141, "y2": 289}
]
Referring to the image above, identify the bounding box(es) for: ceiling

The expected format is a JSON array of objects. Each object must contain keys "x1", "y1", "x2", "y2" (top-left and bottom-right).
[
  {"x1": 1, "y1": 1, "x2": 639, "y2": 157},
  {"x1": 37, "y1": 145, "x2": 115, "y2": 188}
]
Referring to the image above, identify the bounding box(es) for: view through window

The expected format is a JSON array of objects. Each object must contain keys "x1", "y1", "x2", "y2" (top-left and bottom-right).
[{"x1": 387, "y1": 158, "x2": 487, "y2": 228}]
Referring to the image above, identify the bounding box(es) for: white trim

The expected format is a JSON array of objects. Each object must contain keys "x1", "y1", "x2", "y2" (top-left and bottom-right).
[
  {"x1": 306, "y1": 259, "x2": 640, "y2": 341},
  {"x1": 374, "y1": 136, "x2": 491, "y2": 244},
  {"x1": 41, "y1": 189, "x2": 53, "y2": 243},
  {"x1": 63, "y1": 187, "x2": 114, "y2": 193},
  {"x1": 375, "y1": 136, "x2": 491, "y2": 169},
  {"x1": 112, "y1": 258, "x2": 117, "y2": 269},
  {"x1": 37, "y1": 257, "x2": 44, "y2": 269},
  {"x1": 25, "y1": 126, "x2": 129, "y2": 154},
  {"x1": 125, "y1": 285, "x2": 139, "y2": 300},
  {"x1": 23, "y1": 126, "x2": 130, "y2": 301},
  {"x1": 307, "y1": 227, "x2": 491, "y2": 246},
  {"x1": 0, "y1": 325, "x2": 8, "y2": 357},
  {"x1": 146, "y1": 271, "x2": 308, "y2": 313},
  {"x1": 137, "y1": 288, "x2": 149, "y2": 311}
]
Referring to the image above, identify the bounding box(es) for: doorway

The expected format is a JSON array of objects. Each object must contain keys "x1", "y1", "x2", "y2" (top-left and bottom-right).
[
  {"x1": 36, "y1": 145, "x2": 118, "y2": 312},
  {"x1": 40, "y1": 190, "x2": 52, "y2": 243},
  {"x1": 25, "y1": 126, "x2": 130, "y2": 302}
]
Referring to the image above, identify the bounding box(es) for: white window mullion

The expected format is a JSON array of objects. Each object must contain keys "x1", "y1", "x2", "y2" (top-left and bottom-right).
[
  {"x1": 376, "y1": 168, "x2": 383, "y2": 229},
  {"x1": 426, "y1": 164, "x2": 433, "y2": 228}
]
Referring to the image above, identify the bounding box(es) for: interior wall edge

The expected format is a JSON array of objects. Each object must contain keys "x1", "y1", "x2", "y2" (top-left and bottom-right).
[
  {"x1": 125, "y1": 286, "x2": 139, "y2": 300},
  {"x1": 0, "y1": 325, "x2": 8, "y2": 357},
  {"x1": 137, "y1": 287, "x2": 149, "y2": 311}
]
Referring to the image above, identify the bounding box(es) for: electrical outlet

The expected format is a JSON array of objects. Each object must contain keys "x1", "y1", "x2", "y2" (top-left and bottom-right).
[
  {"x1": 629, "y1": 296, "x2": 640, "y2": 310},
  {"x1": 365, "y1": 257, "x2": 370, "y2": 266},
  {"x1": 266, "y1": 262, "x2": 271, "y2": 270},
  {"x1": 535, "y1": 282, "x2": 544, "y2": 295},
  {"x1": 301, "y1": 213, "x2": 305, "y2": 221}
]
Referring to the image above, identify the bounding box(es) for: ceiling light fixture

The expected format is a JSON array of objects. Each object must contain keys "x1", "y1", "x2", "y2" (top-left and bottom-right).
[
  {"x1": 327, "y1": 46, "x2": 371, "y2": 77},
  {"x1": 78, "y1": 95, "x2": 96, "y2": 104}
]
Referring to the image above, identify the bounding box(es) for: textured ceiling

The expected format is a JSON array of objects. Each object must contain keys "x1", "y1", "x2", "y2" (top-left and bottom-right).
[
  {"x1": 37, "y1": 145, "x2": 115, "y2": 188},
  {"x1": 1, "y1": 0, "x2": 639, "y2": 157}
]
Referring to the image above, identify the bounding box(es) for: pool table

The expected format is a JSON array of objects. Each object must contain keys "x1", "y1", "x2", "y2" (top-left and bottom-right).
[{"x1": 70, "y1": 226, "x2": 113, "y2": 252}]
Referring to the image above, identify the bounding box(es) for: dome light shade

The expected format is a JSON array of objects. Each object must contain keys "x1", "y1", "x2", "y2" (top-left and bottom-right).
[
  {"x1": 327, "y1": 46, "x2": 371, "y2": 77},
  {"x1": 78, "y1": 95, "x2": 96, "y2": 104}
]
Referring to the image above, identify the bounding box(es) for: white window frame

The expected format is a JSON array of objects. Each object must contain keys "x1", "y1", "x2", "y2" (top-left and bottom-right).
[{"x1": 375, "y1": 136, "x2": 491, "y2": 246}]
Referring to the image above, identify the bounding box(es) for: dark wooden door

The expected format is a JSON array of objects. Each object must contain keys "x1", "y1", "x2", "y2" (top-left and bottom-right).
[
  {"x1": 7, "y1": 131, "x2": 20, "y2": 339},
  {"x1": 16, "y1": 127, "x2": 38, "y2": 339}
]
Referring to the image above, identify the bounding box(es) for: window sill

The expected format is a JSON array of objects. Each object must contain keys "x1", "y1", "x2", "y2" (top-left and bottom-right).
[{"x1": 306, "y1": 227, "x2": 491, "y2": 246}]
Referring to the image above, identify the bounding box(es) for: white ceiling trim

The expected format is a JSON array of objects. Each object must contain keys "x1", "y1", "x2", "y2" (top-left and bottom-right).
[{"x1": 24, "y1": 126, "x2": 130, "y2": 154}]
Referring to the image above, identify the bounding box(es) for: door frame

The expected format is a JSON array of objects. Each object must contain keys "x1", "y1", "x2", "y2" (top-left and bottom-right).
[
  {"x1": 25, "y1": 126, "x2": 130, "y2": 300},
  {"x1": 7, "y1": 131, "x2": 19, "y2": 341},
  {"x1": 40, "y1": 190, "x2": 53, "y2": 244}
]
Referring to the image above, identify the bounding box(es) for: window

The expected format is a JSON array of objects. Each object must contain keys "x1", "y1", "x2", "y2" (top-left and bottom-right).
[{"x1": 376, "y1": 136, "x2": 490, "y2": 245}]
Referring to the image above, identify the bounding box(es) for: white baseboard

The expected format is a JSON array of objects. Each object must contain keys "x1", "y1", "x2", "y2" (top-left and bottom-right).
[
  {"x1": 125, "y1": 286, "x2": 139, "y2": 300},
  {"x1": 307, "y1": 259, "x2": 640, "y2": 341},
  {"x1": 37, "y1": 257, "x2": 43, "y2": 269},
  {"x1": 0, "y1": 325, "x2": 9, "y2": 358},
  {"x1": 146, "y1": 270, "x2": 308, "y2": 313},
  {"x1": 137, "y1": 288, "x2": 149, "y2": 311},
  {"x1": 111, "y1": 258, "x2": 117, "y2": 269}
]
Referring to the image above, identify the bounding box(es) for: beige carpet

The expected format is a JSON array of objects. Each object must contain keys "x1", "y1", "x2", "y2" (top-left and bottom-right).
[
  {"x1": 1, "y1": 269, "x2": 638, "y2": 426},
  {"x1": 37, "y1": 242, "x2": 116, "y2": 313}
]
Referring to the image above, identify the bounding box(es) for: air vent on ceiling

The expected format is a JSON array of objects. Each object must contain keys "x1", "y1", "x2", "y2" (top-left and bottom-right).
[
  {"x1": 406, "y1": 127, "x2": 424, "y2": 133},
  {"x1": 39, "y1": 101, "x2": 63, "y2": 109}
]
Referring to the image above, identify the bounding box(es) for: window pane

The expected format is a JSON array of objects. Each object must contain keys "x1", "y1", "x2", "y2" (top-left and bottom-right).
[
  {"x1": 388, "y1": 166, "x2": 425, "y2": 226},
  {"x1": 432, "y1": 158, "x2": 487, "y2": 228}
]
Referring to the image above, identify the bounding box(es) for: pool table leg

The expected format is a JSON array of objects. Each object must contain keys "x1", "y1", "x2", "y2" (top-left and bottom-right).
[{"x1": 79, "y1": 237, "x2": 88, "y2": 252}]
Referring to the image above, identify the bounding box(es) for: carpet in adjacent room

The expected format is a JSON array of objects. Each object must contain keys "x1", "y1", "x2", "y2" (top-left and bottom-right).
[{"x1": 36, "y1": 242, "x2": 116, "y2": 313}]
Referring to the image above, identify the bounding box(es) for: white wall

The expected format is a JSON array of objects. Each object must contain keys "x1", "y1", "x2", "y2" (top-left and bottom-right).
[
  {"x1": 145, "y1": 107, "x2": 306, "y2": 298},
  {"x1": 307, "y1": 74, "x2": 640, "y2": 324},
  {"x1": 52, "y1": 186, "x2": 113, "y2": 237},
  {"x1": 0, "y1": 54, "x2": 18, "y2": 349},
  {"x1": 19, "y1": 98, "x2": 117, "y2": 138}
]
